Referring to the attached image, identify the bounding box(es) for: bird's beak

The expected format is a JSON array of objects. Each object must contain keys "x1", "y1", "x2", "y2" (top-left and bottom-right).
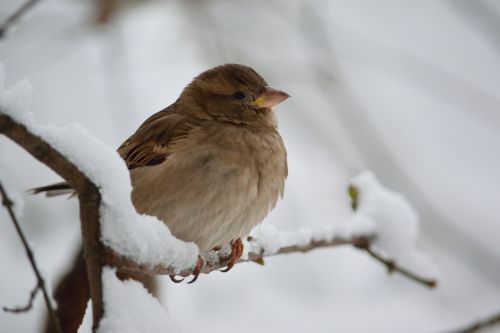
[{"x1": 251, "y1": 86, "x2": 290, "y2": 109}]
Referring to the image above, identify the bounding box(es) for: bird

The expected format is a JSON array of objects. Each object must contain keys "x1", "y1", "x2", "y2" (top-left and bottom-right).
[{"x1": 33, "y1": 63, "x2": 289, "y2": 283}]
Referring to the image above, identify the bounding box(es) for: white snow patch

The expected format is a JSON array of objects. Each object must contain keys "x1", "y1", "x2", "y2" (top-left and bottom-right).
[
  {"x1": 98, "y1": 267, "x2": 178, "y2": 333},
  {"x1": 240, "y1": 237, "x2": 250, "y2": 260},
  {"x1": 350, "y1": 171, "x2": 437, "y2": 275},
  {"x1": 0, "y1": 64, "x2": 199, "y2": 273},
  {"x1": 249, "y1": 171, "x2": 435, "y2": 277},
  {"x1": 250, "y1": 216, "x2": 374, "y2": 256}
]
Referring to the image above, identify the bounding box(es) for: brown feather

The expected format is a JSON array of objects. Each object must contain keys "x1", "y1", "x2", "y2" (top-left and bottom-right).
[{"x1": 117, "y1": 105, "x2": 202, "y2": 170}]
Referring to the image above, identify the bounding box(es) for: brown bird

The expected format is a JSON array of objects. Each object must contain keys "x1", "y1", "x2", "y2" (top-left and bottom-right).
[{"x1": 34, "y1": 63, "x2": 289, "y2": 281}]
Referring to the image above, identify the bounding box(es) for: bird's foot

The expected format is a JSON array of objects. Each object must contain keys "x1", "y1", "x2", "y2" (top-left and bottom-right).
[
  {"x1": 187, "y1": 255, "x2": 204, "y2": 284},
  {"x1": 220, "y1": 238, "x2": 244, "y2": 273}
]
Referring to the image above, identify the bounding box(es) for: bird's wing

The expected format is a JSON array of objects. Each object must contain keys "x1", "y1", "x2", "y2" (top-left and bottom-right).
[
  {"x1": 118, "y1": 106, "x2": 201, "y2": 170},
  {"x1": 33, "y1": 105, "x2": 202, "y2": 195}
]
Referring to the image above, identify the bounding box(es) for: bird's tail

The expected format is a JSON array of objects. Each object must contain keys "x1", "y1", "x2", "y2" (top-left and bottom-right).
[{"x1": 30, "y1": 181, "x2": 74, "y2": 197}]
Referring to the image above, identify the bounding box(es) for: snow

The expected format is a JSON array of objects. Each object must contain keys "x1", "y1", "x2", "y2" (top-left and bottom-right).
[
  {"x1": 249, "y1": 171, "x2": 435, "y2": 277},
  {"x1": 350, "y1": 171, "x2": 437, "y2": 275},
  {"x1": 97, "y1": 267, "x2": 178, "y2": 333},
  {"x1": 0, "y1": 64, "x2": 199, "y2": 273},
  {"x1": 249, "y1": 218, "x2": 373, "y2": 256}
]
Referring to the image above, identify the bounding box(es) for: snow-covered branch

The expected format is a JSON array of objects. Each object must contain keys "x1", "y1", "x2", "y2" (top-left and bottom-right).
[
  {"x1": 0, "y1": 113, "x2": 105, "y2": 331},
  {"x1": 106, "y1": 233, "x2": 436, "y2": 288},
  {"x1": 106, "y1": 235, "x2": 368, "y2": 277},
  {"x1": 0, "y1": 66, "x2": 438, "y2": 332}
]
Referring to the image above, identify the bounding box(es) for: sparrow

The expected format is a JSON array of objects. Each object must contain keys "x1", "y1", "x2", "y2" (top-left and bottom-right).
[{"x1": 34, "y1": 64, "x2": 289, "y2": 282}]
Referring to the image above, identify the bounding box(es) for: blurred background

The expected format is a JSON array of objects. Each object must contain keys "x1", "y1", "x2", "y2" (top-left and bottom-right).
[{"x1": 1, "y1": 0, "x2": 500, "y2": 332}]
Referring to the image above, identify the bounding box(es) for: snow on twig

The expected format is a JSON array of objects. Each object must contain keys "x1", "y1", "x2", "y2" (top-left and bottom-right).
[{"x1": 107, "y1": 228, "x2": 437, "y2": 289}]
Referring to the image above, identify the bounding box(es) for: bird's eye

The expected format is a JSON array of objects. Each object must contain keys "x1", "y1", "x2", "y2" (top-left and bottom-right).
[{"x1": 233, "y1": 91, "x2": 246, "y2": 100}]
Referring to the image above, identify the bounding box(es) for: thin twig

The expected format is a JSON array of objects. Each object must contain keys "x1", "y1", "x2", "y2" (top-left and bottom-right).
[
  {"x1": 447, "y1": 311, "x2": 500, "y2": 333},
  {"x1": 2, "y1": 283, "x2": 40, "y2": 313},
  {"x1": 0, "y1": 180, "x2": 63, "y2": 333},
  {"x1": 0, "y1": 0, "x2": 42, "y2": 38},
  {"x1": 352, "y1": 237, "x2": 437, "y2": 288}
]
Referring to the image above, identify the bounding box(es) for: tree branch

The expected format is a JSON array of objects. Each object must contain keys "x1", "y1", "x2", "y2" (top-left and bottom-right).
[
  {"x1": 0, "y1": 0, "x2": 42, "y2": 38},
  {"x1": 0, "y1": 113, "x2": 104, "y2": 332},
  {"x1": 105, "y1": 236, "x2": 360, "y2": 277},
  {"x1": 106, "y1": 235, "x2": 437, "y2": 289},
  {"x1": 0, "y1": 180, "x2": 62, "y2": 332}
]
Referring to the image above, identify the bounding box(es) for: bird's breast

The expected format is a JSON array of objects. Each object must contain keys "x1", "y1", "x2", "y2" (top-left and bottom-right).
[{"x1": 130, "y1": 123, "x2": 287, "y2": 251}]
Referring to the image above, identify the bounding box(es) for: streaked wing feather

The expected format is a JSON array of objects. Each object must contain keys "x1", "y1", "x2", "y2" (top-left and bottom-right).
[{"x1": 118, "y1": 105, "x2": 200, "y2": 170}]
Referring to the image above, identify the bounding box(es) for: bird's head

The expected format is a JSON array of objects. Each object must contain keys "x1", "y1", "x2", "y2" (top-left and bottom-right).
[{"x1": 179, "y1": 64, "x2": 289, "y2": 126}]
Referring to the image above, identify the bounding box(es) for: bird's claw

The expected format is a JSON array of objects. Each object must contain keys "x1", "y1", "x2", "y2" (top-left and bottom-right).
[
  {"x1": 169, "y1": 275, "x2": 184, "y2": 283},
  {"x1": 220, "y1": 238, "x2": 244, "y2": 273},
  {"x1": 187, "y1": 255, "x2": 204, "y2": 284},
  {"x1": 168, "y1": 255, "x2": 204, "y2": 284}
]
